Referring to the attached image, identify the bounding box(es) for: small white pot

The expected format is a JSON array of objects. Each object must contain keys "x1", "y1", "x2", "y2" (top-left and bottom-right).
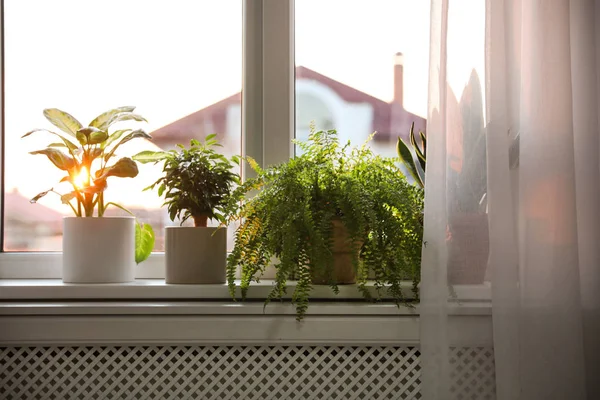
[
  {"x1": 62, "y1": 216, "x2": 136, "y2": 283},
  {"x1": 165, "y1": 227, "x2": 227, "y2": 284}
]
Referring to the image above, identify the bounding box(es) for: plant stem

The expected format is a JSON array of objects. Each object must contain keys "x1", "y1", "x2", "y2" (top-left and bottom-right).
[
  {"x1": 193, "y1": 215, "x2": 208, "y2": 227},
  {"x1": 98, "y1": 193, "x2": 104, "y2": 217}
]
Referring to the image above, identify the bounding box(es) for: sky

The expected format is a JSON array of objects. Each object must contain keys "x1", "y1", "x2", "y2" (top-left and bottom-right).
[{"x1": 3, "y1": 0, "x2": 485, "y2": 214}]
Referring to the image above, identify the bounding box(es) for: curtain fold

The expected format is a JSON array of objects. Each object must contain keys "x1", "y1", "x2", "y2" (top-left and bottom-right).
[{"x1": 421, "y1": 1, "x2": 599, "y2": 399}]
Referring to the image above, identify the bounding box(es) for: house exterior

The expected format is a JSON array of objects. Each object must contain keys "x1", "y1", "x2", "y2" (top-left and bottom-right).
[
  {"x1": 149, "y1": 53, "x2": 426, "y2": 159},
  {"x1": 4, "y1": 189, "x2": 64, "y2": 251}
]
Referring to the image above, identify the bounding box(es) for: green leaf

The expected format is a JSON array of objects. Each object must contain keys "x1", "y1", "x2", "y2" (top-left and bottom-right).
[
  {"x1": 30, "y1": 188, "x2": 53, "y2": 203},
  {"x1": 98, "y1": 157, "x2": 139, "y2": 179},
  {"x1": 43, "y1": 108, "x2": 82, "y2": 137},
  {"x1": 106, "y1": 112, "x2": 147, "y2": 128},
  {"x1": 22, "y1": 129, "x2": 79, "y2": 153},
  {"x1": 47, "y1": 142, "x2": 68, "y2": 148},
  {"x1": 132, "y1": 150, "x2": 169, "y2": 164},
  {"x1": 205, "y1": 133, "x2": 217, "y2": 141},
  {"x1": 61, "y1": 191, "x2": 77, "y2": 204},
  {"x1": 76, "y1": 127, "x2": 108, "y2": 146},
  {"x1": 89, "y1": 106, "x2": 136, "y2": 130},
  {"x1": 135, "y1": 222, "x2": 155, "y2": 264},
  {"x1": 30, "y1": 148, "x2": 76, "y2": 171},
  {"x1": 104, "y1": 129, "x2": 152, "y2": 162},
  {"x1": 76, "y1": 127, "x2": 109, "y2": 145},
  {"x1": 102, "y1": 129, "x2": 132, "y2": 149},
  {"x1": 103, "y1": 202, "x2": 134, "y2": 216}
]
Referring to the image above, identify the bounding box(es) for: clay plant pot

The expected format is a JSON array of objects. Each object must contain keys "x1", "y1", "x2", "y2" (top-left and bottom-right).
[
  {"x1": 312, "y1": 219, "x2": 362, "y2": 285},
  {"x1": 165, "y1": 226, "x2": 227, "y2": 284},
  {"x1": 447, "y1": 212, "x2": 489, "y2": 284},
  {"x1": 62, "y1": 216, "x2": 136, "y2": 283}
]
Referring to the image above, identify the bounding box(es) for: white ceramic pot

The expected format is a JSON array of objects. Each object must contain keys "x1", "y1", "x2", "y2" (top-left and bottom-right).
[
  {"x1": 62, "y1": 216, "x2": 136, "y2": 283},
  {"x1": 165, "y1": 227, "x2": 227, "y2": 284}
]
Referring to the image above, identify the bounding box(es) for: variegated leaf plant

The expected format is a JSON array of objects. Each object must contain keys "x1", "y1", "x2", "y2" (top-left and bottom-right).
[{"x1": 22, "y1": 106, "x2": 155, "y2": 263}]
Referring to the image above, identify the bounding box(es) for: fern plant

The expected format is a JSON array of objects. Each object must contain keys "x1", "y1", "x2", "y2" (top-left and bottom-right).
[
  {"x1": 227, "y1": 128, "x2": 424, "y2": 319},
  {"x1": 133, "y1": 135, "x2": 241, "y2": 227}
]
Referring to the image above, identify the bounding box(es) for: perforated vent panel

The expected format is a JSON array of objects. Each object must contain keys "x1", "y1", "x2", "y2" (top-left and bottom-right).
[{"x1": 0, "y1": 346, "x2": 495, "y2": 399}]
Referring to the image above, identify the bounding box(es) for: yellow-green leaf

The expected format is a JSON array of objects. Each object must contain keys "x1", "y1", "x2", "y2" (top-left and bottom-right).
[
  {"x1": 43, "y1": 108, "x2": 82, "y2": 137},
  {"x1": 132, "y1": 150, "x2": 169, "y2": 164},
  {"x1": 102, "y1": 129, "x2": 131, "y2": 149},
  {"x1": 61, "y1": 191, "x2": 77, "y2": 204},
  {"x1": 76, "y1": 127, "x2": 108, "y2": 145},
  {"x1": 22, "y1": 129, "x2": 79, "y2": 154},
  {"x1": 99, "y1": 157, "x2": 139, "y2": 179},
  {"x1": 104, "y1": 129, "x2": 152, "y2": 162},
  {"x1": 30, "y1": 188, "x2": 54, "y2": 203},
  {"x1": 106, "y1": 112, "x2": 147, "y2": 128},
  {"x1": 30, "y1": 148, "x2": 76, "y2": 171},
  {"x1": 89, "y1": 106, "x2": 136, "y2": 130},
  {"x1": 135, "y1": 222, "x2": 155, "y2": 264}
]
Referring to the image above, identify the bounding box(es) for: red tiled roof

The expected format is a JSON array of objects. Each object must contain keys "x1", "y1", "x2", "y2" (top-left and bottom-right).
[
  {"x1": 150, "y1": 66, "x2": 425, "y2": 146},
  {"x1": 5, "y1": 189, "x2": 64, "y2": 227}
]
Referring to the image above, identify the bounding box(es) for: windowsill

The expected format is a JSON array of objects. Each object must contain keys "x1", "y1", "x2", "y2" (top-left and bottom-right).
[
  {"x1": 0, "y1": 279, "x2": 491, "y2": 303},
  {"x1": 0, "y1": 280, "x2": 492, "y2": 345}
]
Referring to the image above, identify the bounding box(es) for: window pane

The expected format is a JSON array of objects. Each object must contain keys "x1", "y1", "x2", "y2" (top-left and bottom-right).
[
  {"x1": 295, "y1": 0, "x2": 430, "y2": 159},
  {"x1": 4, "y1": 0, "x2": 242, "y2": 251}
]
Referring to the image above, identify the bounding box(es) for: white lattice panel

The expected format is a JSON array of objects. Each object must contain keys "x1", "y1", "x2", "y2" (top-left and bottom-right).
[{"x1": 0, "y1": 346, "x2": 495, "y2": 399}]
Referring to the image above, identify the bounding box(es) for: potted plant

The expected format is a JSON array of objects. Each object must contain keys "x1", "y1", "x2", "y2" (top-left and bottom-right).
[
  {"x1": 398, "y1": 122, "x2": 488, "y2": 284},
  {"x1": 23, "y1": 106, "x2": 155, "y2": 283},
  {"x1": 228, "y1": 128, "x2": 424, "y2": 319},
  {"x1": 134, "y1": 135, "x2": 241, "y2": 284}
]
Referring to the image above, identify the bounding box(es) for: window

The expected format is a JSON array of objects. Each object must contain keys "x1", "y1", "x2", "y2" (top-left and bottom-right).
[
  {"x1": 3, "y1": 0, "x2": 242, "y2": 252},
  {"x1": 0, "y1": 0, "x2": 431, "y2": 278}
]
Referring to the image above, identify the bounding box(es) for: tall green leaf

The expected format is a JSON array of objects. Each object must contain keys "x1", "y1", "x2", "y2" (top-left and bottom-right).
[
  {"x1": 43, "y1": 108, "x2": 82, "y2": 137},
  {"x1": 104, "y1": 130, "x2": 151, "y2": 162},
  {"x1": 135, "y1": 223, "x2": 155, "y2": 264},
  {"x1": 396, "y1": 138, "x2": 422, "y2": 188},
  {"x1": 30, "y1": 148, "x2": 76, "y2": 171},
  {"x1": 89, "y1": 106, "x2": 136, "y2": 130}
]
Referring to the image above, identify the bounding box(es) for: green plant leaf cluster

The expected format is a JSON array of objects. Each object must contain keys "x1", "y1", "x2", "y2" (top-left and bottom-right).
[
  {"x1": 23, "y1": 106, "x2": 155, "y2": 263},
  {"x1": 397, "y1": 122, "x2": 426, "y2": 188},
  {"x1": 134, "y1": 135, "x2": 241, "y2": 227},
  {"x1": 227, "y1": 127, "x2": 424, "y2": 319}
]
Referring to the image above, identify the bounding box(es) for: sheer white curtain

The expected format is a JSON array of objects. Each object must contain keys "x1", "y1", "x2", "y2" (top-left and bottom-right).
[{"x1": 421, "y1": 1, "x2": 600, "y2": 399}]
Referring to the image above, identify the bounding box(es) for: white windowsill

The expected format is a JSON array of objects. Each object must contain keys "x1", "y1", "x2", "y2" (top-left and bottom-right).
[{"x1": 0, "y1": 279, "x2": 491, "y2": 302}]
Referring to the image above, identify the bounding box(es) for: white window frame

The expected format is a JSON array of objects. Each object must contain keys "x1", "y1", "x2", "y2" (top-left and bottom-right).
[{"x1": 0, "y1": 0, "x2": 295, "y2": 280}]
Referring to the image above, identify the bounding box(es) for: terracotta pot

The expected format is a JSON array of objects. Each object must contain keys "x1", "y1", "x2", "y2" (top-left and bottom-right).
[
  {"x1": 447, "y1": 213, "x2": 489, "y2": 284},
  {"x1": 62, "y1": 216, "x2": 135, "y2": 283},
  {"x1": 165, "y1": 227, "x2": 227, "y2": 284},
  {"x1": 312, "y1": 220, "x2": 362, "y2": 285}
]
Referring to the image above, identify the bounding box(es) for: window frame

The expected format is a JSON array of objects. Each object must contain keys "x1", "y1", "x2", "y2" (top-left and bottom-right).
[{"x1": 0, "y1": 0, "x2": 295, "y2": 279}]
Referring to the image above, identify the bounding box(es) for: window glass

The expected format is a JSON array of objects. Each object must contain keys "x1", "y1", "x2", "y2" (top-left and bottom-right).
[
  {"x1": 4, "y1": 0, "x2": 242, "y2": 251},
  {"x1": 295, "y1": 0, "x2": 430, "y2": 159}
]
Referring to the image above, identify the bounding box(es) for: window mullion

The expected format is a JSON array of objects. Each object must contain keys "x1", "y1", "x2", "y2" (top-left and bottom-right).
[
  {"x1": 262, "y1": 0, "x2": 294, "y2": 166},
  {"x1": 243, "y1": 0, "x2": 294, "y2": 177}
]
